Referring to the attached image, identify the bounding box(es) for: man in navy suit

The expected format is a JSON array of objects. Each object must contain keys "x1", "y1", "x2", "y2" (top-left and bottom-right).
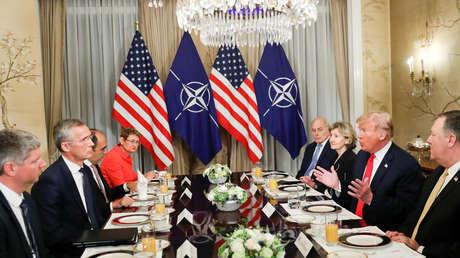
[
  {"x1": 31, "y1": 119, "x2": 130, "y2": 257},
  {"x1": 86, "y1": 129, "x2": 136, "y2": 202},
  {"x1": 347, "y1": 112, "x2": 422, "y2": 231},
  {"x1": 0, "y1": 129, "x2": 52, "y2": 258},
  {"x1": 387, "y1": 110, "x2": 460, "y2": 257},
  {"x1": 297, "y1": 118, "x2": 338, "y2": 192}
]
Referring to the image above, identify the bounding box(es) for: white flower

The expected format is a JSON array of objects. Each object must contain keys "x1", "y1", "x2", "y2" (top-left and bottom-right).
[
  {"x1": 230, "y1": 238, "x2": 244, "y2": 253},
  {"x1": 260, "y1": 247, "x2": 274, "y2": 258},
  {"x1": 231, "y1": 251, "x2": 245, "y2": 258},
  {"x1": 245, "y1": 238, "x2": 261, "y2": 251},
  {"x1": 264, "y1": 233, "x2": 275, "y2": 246},
  {"x1": 276, "y1": 251, "x2": 285, "y2": 258}
]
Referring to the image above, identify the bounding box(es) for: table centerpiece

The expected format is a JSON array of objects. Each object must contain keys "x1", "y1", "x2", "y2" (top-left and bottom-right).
[
  {"x1": 218, "y1": 227, "x2": 285, "y2": 258},
  {"x1": 206, "y1": 183, "x2": 247, "y2": 212},
  {"x1": 203, "y1": 163, "x2": 232, "y2": 184}
]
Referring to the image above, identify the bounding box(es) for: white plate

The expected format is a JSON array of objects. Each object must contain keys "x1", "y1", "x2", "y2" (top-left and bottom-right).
[
  {"x1": 119, "y1": 215, "x2": 148, "y2": 224},
  {"x1": 327, "y1": 250, "x2": 367, "y2": 258},
  {"x1": 279, "y1": 185, "x2": 304, "y2": 192},
  {"x1": 346, "y1": 235, "x2": 383, "y2": 246},
  {"x1": 285, "y1": 214, "x2": 314, "y2": 224}
]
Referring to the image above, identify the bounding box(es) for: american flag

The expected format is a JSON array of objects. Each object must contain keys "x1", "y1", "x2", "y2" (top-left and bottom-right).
[
  {"x1": 209, "y1": 46, "x2": 263, "y2": 163},
  {"x1": 112, "y1": 31, "x2": 174, "y2": 170}
]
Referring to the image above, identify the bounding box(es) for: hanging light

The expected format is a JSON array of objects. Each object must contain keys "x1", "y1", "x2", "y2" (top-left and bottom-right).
[{"x1": 176, "y1": 0, "x2": 318, "y2": 47}]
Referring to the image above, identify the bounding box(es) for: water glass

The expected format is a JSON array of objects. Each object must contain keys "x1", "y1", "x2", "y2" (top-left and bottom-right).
[
  {"x1": 288, "y1": 192, "x2": 301, "y2": 210},
  {"x1": 137, "y1": 182, "x2": 148, "y2": 200}
]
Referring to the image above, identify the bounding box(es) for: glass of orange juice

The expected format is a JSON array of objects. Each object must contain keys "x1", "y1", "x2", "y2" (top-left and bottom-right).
[
  {"x1": 155, "y1": 203, "x2": 166, "y2": 214},
  {"x1": 141, "y1": 237, "x2": 156, "y2": 255},
  {"x1": 325, "y1": 213, "x2": 339, "y2": 245},
  {"x1": 254, "y1": 167, "x2": 262, "y2": 177}
]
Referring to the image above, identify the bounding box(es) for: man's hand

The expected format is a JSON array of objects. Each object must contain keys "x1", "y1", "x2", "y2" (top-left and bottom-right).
[
  {"x1": 348, "y1": 178, "x2": 373, "y2": 205},
  {"x1": 299, "y1": 176, "x2": 316, "y2": 188},
  {"x1": 313, "y1": 166, "x2": 340, "y2": 190},
  {"x1": 126, "y1": 181, "x2": 137, "y2": 192},
  {"x1": 112, "y1": 196, "x2": 134, "y2": 208},
  {"x1": 386, "y1": 231, "x2": 420, "y2": 251},
  {"x1": 144, "y1": 171, "x2": 159, "y2": 181}
]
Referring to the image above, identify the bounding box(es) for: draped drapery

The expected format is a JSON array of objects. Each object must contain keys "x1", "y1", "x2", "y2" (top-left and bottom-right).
[
  {"x1": 330, "y1": 0, "x2": 350, "y2": 122},
  {"x1": 38, "y1": 0, "x2": 66, "y2": 161},
  {"x1": 60, "y1": 0, "x2": 344, "y2": 176}
]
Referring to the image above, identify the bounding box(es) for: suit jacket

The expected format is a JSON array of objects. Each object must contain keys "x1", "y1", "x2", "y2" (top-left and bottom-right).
[
  {"x1": 296, "y1": 140, "x2": 338, "y2": 192},
  {"x1": 329, "y1": 149, "x2": 356, "y2": 208},
  {"x1": 31, "y1": 156, "x2": 111, "y2": 256},
  {"x1": 399, "y1": 166, "x2": 460, "y2": 258},
  {"x1": 0, "y1": 191, "x2": 53, "y2": 258},
  {"x1": 349, "y1": 143, "x2": 423, "y2": 231}
]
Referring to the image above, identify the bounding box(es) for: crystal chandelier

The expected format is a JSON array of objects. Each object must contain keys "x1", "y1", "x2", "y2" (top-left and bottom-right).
[{"x1": 176, "y1": 0, "x2": 319, "y2": 47}]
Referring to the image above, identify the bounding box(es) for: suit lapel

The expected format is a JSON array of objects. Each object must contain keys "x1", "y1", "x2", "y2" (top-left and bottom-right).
[
  {"x1": 0, "y1": 191, "x2": 33, "y2": 257},
  {"x1": 58, "y1": 157, "x2": 88, "y2": 216},
  {"x1": 429, "y1": 168, "x2": 460, "y2": 211},
  {"x1": 370, "y1": 145, "x2": 394, "y2": 191}
]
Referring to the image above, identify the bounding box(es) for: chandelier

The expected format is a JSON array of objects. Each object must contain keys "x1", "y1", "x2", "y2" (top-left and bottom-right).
[{"x1": 176, "y1": 0, "x2": 319, "y2": 47}]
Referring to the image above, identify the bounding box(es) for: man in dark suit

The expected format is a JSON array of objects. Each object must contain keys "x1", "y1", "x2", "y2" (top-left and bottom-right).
[
  {"x1": 31, "y1": 119, "x2": 130, "y2": 257},
  {"x1": 347, "y1": 112, "x2": 422, "y2": 231},
  {"x1": 86, "y1": 129, "x2": 136, "y2": 203},
  {"x1": 297, "y1": 117, "x2": 338, "y2": 191},
  {"x1": 387, "y1": 110, "x2": 460, "y2": 257},
  {"x1": 0, "y1": 129, "x2": 52, "y2": 258}
]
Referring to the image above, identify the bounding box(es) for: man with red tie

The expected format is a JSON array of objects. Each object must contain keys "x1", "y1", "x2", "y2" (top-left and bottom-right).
[
  {"x1": 387, "y1": 110, "x2": 460, "y2": 257},
  {"x1": 347, "y1": 112, "x2": 422, "y2": 231}
]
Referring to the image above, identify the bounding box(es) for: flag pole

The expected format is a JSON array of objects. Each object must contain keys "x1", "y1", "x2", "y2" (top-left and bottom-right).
[{"x1": 135, "y1": 20, "x2": 139, "y2": 31}]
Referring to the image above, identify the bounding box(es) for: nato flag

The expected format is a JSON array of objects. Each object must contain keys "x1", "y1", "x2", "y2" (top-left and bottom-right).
[
  {"x1": 254, "y1": 43, "x2": 307, "y2": 159},
  {"x1": 164, "y1": 32, "x2": 222, "y2": 164}
]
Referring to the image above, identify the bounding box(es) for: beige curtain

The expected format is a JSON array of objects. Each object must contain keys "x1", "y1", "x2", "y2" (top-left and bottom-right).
[
  {"x1": 39, "y1": 0, "x2": 66, "y2": 161},
  {"x1": 138, "y1": 0, "x2": 264, "y2": 175},
  {"x1": 330, "y1": 0, "x2": 350, "y2": 122}
]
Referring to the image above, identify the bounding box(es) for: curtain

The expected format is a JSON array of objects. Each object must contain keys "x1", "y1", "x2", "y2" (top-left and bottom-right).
[
  {"x1": 281, "y1": 0, "x2": 342, "y2": 176},
  {"x1": 62, "y1": 0, "x2": 341, "y2": 176},
  {"x1": 39, "y1": 0, "x2": 66, "y2": 162},
  {"x1": 330, "y1": 0, "x2": 350, "y2": 122},
  {"x1": 63, "y1": 0, "x2": 148, "y2": 170}
]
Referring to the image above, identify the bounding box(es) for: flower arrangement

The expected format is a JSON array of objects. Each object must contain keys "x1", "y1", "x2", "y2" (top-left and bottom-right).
[
  {"x1": 206, "y1": 183, "x2": 247, "y2": 205},
  {"x1": 218, "y1": 227, "x2": 285, "y2": 258},
  {"x1": 203, "y1": 163, "x2": 232, "y2": 179}
]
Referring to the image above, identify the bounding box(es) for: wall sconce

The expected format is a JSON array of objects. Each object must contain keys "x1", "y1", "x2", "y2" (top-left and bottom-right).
[
  {"x1": 148, "y1": 0, "x2": 163, "y2": 8},
  {"x1": 407, "y1": 22, "x2": 434, "y2": 97}
]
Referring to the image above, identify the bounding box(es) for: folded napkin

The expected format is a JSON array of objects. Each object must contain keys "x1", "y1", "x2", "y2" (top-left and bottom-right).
[
  {"x1": 310, "y1": 226, "x2": 424, "y2": 258},
  {"x1": 81, "y1": 244, "x2": 163, "y2": 258}
]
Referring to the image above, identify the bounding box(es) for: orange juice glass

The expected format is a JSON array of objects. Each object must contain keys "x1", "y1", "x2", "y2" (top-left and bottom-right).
[
  {"x1": 165, "y1": 173, "x2": 172, "y2": 180},
  {"x1": 142, "y1": 237, "x2": 156, "y2": 254},
  {"x1": 325, "y1": 214, "x2": 339, "y2": 244},
  {"x1": 155, "y1": 203, "x2": 166, "y2": 214},
  {"x1": 255, "y1": 167, "x2": 262, "y2": 177},
  {"x1": 269, "y1": 179, "x2": 278, "y2": 190},
  {"x1": 159, "y1": 185, "x2": 168, "y2": 194}
]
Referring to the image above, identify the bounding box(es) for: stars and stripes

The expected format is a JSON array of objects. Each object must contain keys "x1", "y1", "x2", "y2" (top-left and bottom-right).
[
  {"x1": 209, "y1": 46, "x2": 263, "y2": 163},
  {"x1": 112, "y1": 31, "x2": 174, "y2": 170}
]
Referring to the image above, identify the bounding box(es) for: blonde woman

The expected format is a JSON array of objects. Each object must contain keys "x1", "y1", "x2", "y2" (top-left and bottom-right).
[{"x1": 312, "y1": 122, "x2": 356, "y2": 207}]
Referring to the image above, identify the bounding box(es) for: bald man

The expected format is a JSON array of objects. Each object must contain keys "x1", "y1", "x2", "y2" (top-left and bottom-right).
[{"x1": 296, "y1": 118, "x2": 338, "y2": 192}]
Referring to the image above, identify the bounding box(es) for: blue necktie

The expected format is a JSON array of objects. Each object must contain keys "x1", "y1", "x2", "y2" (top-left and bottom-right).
[
  {"x1": 20, "y1": 200, "x2": 40, "y2": 258},
  {"x1": 79, "y1": 166, "x2": 100, "y2": 229},
  {"x1": 304, "y1": 143, "x2": 323, "y2": 177}
]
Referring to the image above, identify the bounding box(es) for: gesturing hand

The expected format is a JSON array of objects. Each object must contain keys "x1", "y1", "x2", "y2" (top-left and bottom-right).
[
  {"x1": 299, "y1": 176, "x2": 316, "y2": 188},
  {"x1": 313, "y1": 166, "x2": 340, "y2": 190},
  {"x1": 347, "y1": 178, "x2": 373, "y2": 205}
]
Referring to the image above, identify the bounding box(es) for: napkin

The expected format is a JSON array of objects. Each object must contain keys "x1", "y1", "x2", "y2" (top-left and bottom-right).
[{"x1": 137, "y1": 170, "x2": 148, "y2": 183}]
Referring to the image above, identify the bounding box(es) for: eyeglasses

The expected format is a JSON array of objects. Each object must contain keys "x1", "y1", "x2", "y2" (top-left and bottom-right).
[{"x1": 126, "y1": 139, "x2": 140, "y2": 145}]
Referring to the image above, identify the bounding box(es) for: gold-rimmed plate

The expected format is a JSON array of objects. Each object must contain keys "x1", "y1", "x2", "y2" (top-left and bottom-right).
[
  {"x1": 88, "y1": 250, "x2": 134, "y2": 258},
  {"x1": 130, "y1": 193, "x2": 157, "y2": 202},
  {"x1": 262, "y1": 172, "x2": 289, "y2": 179},
  {"x1": 303, "y1": 204, "x2": 341, "y2": 214},
  {"x1": 111, "y1": 214, "x2": 150, "y2": 226},
  {"x1": 278, "y1": 185, "x2": 305, "y2": 192},
  {"x1": 338, "y1": 232, "x2": 391, "y2": 249}
]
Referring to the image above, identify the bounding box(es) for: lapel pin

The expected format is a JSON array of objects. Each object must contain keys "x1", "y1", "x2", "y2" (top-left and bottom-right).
[
  {"x1": 384, "y1": 164, "x2": 388, "y2": 168},
  {"x1": 454, "y1": 177, "x2": 458, "y2": 182}
]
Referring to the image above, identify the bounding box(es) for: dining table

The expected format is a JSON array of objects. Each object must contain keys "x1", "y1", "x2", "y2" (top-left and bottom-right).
[{"x1": 81, "y1": 171, "x2": 425, "y2": 258}]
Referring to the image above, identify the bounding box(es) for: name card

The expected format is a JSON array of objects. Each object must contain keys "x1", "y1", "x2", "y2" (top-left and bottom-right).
[
  {"x1": 177, "y1": 208, "x2": 194, "y2": 225},
  {"x1": 180, "y1": 188, "x2": 193, "y2": 200},
  {"x1": 176, "y1": 239, "x2": 197, "y2": 258},
  {"x1": 262, "y1": 202, "x2": 276, "y2": 218},
  {"x1": 295, "y1": 232, "x2": 313, "y2": 257},
  {"x1": 181, "y1": 176, "x2": 191, "y2": 186}
]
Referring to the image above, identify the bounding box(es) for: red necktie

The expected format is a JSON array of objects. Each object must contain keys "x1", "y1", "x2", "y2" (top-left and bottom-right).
[{"x1": 355, "y1": 153, "x2": 375, "y2": 217}]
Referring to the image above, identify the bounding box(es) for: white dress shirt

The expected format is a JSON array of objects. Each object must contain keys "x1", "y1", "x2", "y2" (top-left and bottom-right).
[
  {"x1": 62, "y1": 156, "x2": 89, "y2": 213},
  {"x1": 0, "y1": 182, "x2": 33, "y2": 250},
  {"x1": 368, "y1": 140, "x2": 392, "y2": 184},
  {"x1": 439, "y1": 160, "x2": 460, "y2": 196}
]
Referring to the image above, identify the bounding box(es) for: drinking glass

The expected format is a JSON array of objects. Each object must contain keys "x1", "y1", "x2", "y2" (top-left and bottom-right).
[
  {"x1": 325, "y1": 213, "x2": 339, "y2": 245},
  {"x1": 137, "y1": 181, "x2": 148, "y2": 200},
  {"x1": 288, "y1": 191, "x2": 301, "y2": 210}
]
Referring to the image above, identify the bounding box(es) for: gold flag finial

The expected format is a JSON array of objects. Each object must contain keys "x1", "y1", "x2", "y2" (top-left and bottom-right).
[{"x1": 135, "y1": 20, "x2": 139, "y2": 31}]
